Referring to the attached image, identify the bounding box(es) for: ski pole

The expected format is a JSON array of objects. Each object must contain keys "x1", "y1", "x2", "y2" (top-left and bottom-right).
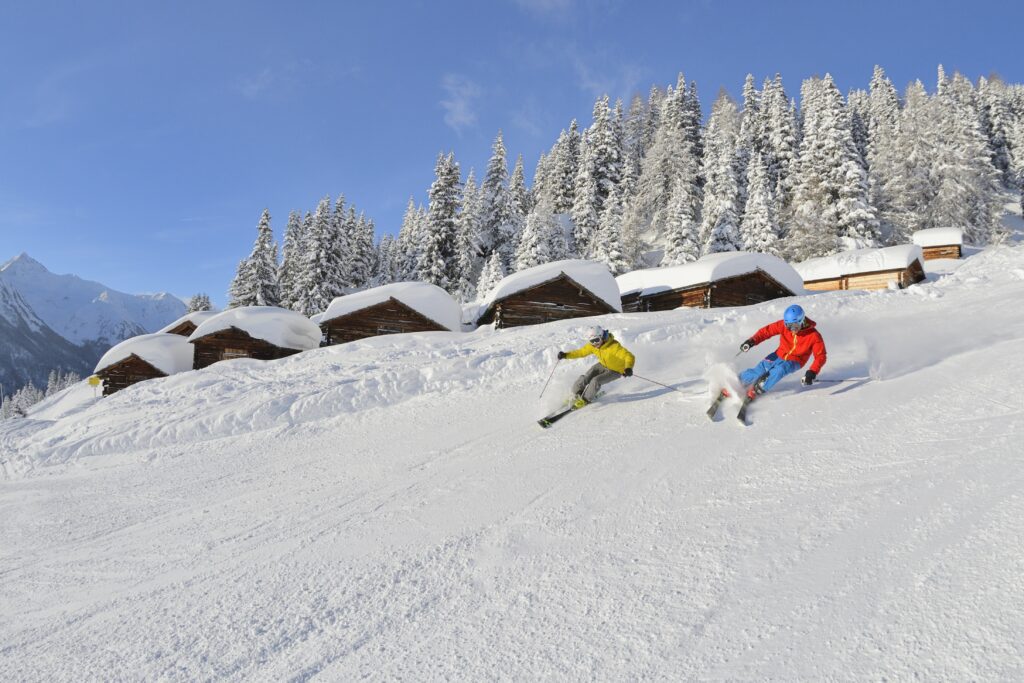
[
  {"x1": 814, "y1": 377, "x2": 870, "y2": 383},
  {"x1": 539, "y1": 358, "x2": 561, "y2": 398},
  {"x1": 631, "y1": 373, "x2": 688, "y2": 395}
]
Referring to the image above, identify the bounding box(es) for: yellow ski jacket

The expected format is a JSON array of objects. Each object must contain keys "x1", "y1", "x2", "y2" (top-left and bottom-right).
[{"x1": 564, "y1": 334, "x2": 635, "y2": 374}]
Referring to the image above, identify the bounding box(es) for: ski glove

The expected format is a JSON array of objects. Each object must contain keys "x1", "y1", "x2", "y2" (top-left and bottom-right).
[
  {"x1": 801, "y1": 370, "x2": 816, "y2": 385},
  {"x1": 557, "y1": 351, "x2": 567, "y2": 360},
  {"x1": 740, "y1": 338, "x2": 755, "y2": 353},
  {"x1": 622, "y1": 367, "x2": 633, "y2": 377}
]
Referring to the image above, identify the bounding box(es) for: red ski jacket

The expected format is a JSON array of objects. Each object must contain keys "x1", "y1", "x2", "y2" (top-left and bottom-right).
[{"x1": 750, "y1": 318, "x2": 827, "y2": 373}]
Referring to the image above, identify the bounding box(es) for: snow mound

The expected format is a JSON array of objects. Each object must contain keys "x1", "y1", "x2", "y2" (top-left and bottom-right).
[
  {"x1": 188, "y1": 306, "x2": 322, "y2": 351},
  {"x1": 158, "y1": 310, "x2": 218, "y2": 333},
  {"x1": 913, "y1": 227, "x2": 964, "y2": 247},
  {"x1": 321, "y1": 282, "x2": 461, "y2": 331},
  {"x1": 617, "y1": 251, "x2": 805, "y2": 296},
  {"x1": 94, "y1": 333, "x2": 194, "y2": 375},
  {"x1": 481, "y1": 259, "x2": 621, "y2": 312},
  {"x1": 794, "y1": 245, "x2": 924, "y2": 282}
]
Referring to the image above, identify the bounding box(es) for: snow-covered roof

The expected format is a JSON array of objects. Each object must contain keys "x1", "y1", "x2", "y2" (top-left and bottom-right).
[
  {"x1": 94, "y1": 333, "x2": 194, "y2": 376},
  {"x1": 617, "y1": 252, "x2": 805, "y2": 297},
  {"x1": 912, "y1": 228, "x2": 964, "y2": 247},
  {"x1": 188, "y1": 306, "x2": 322, "y2": 351},
  {"x1": 319, "y1": 282, "x2": 461, "y2": 331},
  {"x1": 794, "y1": 245, "x2": 924, "y2": 282},
  {"x1": 158, "y1": 310, "x2": 218, "y2": 333},
  {"x1": 480, "y1": 259, "x2": 622, "y2": 312}
]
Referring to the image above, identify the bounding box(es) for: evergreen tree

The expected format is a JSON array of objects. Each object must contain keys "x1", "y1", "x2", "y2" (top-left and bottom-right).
[
  {"x1": 662, "y1": 176, "x2": 701, "y2": 265},
  {"x1": 481, "y1": 131, "x2": 512, "y2": 264},
  {"x1": 294, "y1": 197, "x2": 340, "y2": 315},
  {"x1": 592, "y1": 181, "x2": 631, "y2": 274},
  {"x1": 700, "y1": 92, "x2": 742, "y2": 253},
  {"x1": 454, "y1": 171, "x2": 485, "y2": 302},
  {"x1": 396, "y1": 198, "x2": 422, "y2": 280},
  {"x1": 422, "y1": 152, "x2": 462, "y2": 291},
  {"x1": 278, "y1": 211, "x2": 305, "y2": 309},
  {"x1": 571, "y1": 131, "x2": 601, "y2": 257},
  {"x1": 762, "y1": 74, "x2": 799, "y2": 211},
  {"x1": 847, "y1": 88, "x2": 871, "y2": 165},
  {"x1": 228, "y1": 209, "x2": 280, "y2": 308},
  {"x1": 514, "y1": 197, "x2": 558, "y2": 272},
  {"x1": 867, "y1": 65, "x2": 902, "y2": 241},
  {"x1": 741, "y1": 151, "x2": 782, "y2": 255},
  {"x1": 187, "y1": 293, "x2": 212, "y2": 312},
  {"x1": 474, "y1": 251, "x2": 505, "y2": 301},
  {"x1": 978, "y1": 76, "x2": 1013, "y2": 184},
  {"x1": 373, "y1": 234, "x2": 399, "y2": 286}
]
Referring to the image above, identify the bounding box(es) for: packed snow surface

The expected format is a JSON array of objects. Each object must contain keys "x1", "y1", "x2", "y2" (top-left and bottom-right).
[
  {"x1": 794, "y1": 244, "x2": 924, "y2": 281},
  {"x1": 158, "y1": 310, "x2": 218, "y2": 333},
  {"x1": 94, "y1": 333, "x2": 194, "y2": 376},
  {"x1": 188, "y1": 305, "x2": 322, "y2": 351},
  {"x1": 617, "y1": 251, "x2": 805, "y2": 297},
  {"x1": 480, "y1": 259, "x2": 622, "y2": 314},
  {"x1": 2, "y1": 245, "x2": 1024, "y2": 679},
  {"x1": 913, "y1": 227, "x2": 965, "y2": 247},
  {"x1": 321, "y1": 282, "x2": 461, "y2": 331}
]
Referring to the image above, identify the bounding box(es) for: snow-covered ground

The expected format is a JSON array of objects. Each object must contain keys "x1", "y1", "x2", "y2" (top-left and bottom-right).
[{"x1": 2, "y1": 243, "x2": 1024, "y2": 679}]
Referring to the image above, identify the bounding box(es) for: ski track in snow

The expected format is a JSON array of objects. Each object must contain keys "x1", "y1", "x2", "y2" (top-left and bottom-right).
[{"x1": 2, "y1": 246, "x2": 1024, "y2": 680}]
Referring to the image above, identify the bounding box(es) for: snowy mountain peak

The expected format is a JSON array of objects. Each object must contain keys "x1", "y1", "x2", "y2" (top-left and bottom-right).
[{"x1": 0, "y1": 251, "x2": 48, "y2": 275}]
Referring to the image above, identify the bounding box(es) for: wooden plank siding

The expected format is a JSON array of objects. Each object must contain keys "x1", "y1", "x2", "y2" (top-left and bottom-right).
[
  {"x1": 477, "y1": 274, "x2": 616, "y2": 328},
  {"x1": 164, "y1": 320, "x2": 198, "y2": 336},
  {"x1": 191, "y1": 326, "x2": 303, "y2": 370},
  {"x1": 96, "y1": 354, "x2": 167, "y2": 396},
  {"x1": 321, "y1": 298, "x2": 450, "y2": 345},
  {"x1": 628, "y1": 270, "x2": 795, "y2": 312},
  {"x1": 921, "y1": 244, "x2": 962, "y2": 261},
  {"x1": 803, "y1": 259, "x2": 927, "y2": 292}
]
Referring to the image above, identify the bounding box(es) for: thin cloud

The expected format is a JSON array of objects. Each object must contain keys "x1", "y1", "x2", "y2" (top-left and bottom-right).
[
  {"x1": 568, "y1": 46, "x2": 645, "y2": 100},
  {"x1": 513, "y1": 0, "x2": 574, "y2": 15},
  {"x1": 237, "y1": 67, "x2": 276, "y2": 99},
  {"x1": 440, "y1": 74, "x2": 482, "y2": 134},
  {"x1": 24, "y1": 61, "x2": 98, "y2": 128}
]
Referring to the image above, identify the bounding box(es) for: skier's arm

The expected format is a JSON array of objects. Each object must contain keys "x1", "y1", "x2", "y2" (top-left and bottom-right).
[
  {"x1": 809, "y1": 332, "x2": 827, "y2": 374},
  {"x1": 563, "y1": 345, "x2": 593, "y2": 360},
  {"x1": 621, "y1": 346, "x2": 635, "y2": 371},
  {"x1": 750, "y1": 321, "x2": 784, "y2": 345}
]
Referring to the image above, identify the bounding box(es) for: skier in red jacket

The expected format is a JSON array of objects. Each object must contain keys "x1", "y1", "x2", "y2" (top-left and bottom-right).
[{"x1": 738, "y1": 304, "x2": 827, "y2": 399}]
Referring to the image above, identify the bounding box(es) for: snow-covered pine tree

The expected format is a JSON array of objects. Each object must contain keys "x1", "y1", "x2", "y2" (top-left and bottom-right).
[
  {"x1": 880, "y1": 81, "x2": 938, "y2": 242},
  {"x1": 332, "y1": 200, "x2": 356, "y2": 290},
  {"x1": 662, "y1": 175, "x2": 701, "y2": 265},
  {"x1": 474, "y1": 251, "x2": 505, "y2": 301},
  {"x1": 228, "y1": 210, "x2": 280, "y2": 309},
  {"x1": 277, "y1": 211, "x2": 304, "y2": 309},
  {"x1": 294, "y1": 197, "x2": 340, "y2": 315},
  {"x1": 584, "y1": 94, "x2": 622, "y2": 213},
  {"x1": 866, "y1": 65, "x2": 902, "y2": 242},
  {"x1": 422, "y1": 152, "x2": 462, "y2": 291},
  {"x1": 700, "y1": 91, "x2": 742, "y2": 253},
  {"x1": 46, "y1": 369, "x2": 59, "y2": 397},
  {"x1": 226, "y1": 259, "x2": 254, "y2": 309},
  {"x1": 481, "y1": 131, "x2": 512, "y2": 266},
  {"x1": 571, "y1": 131, "x2": 600, "y2": 258},
  {"x1": 187, "y1": 293, "x2": 212, "y2": 312},
  {"x1": 740, "y1": 151, "x2": 781, "y2": 255},
  {"x1": 373, "y1": 234, "x2": 398, "y2": 286},
  {"x1": 762, "y1": 74, "x2": 799, "y2": 211},
  {"x1": 734, "y1": 73, "x2": 763, "y2": 214},
  {"x1": 396, "y1": 198, "x2": 421, "y2": 280},
  {"x1": 592, "y1": 179, "x2": 631, "y2": 274},
  {"x1": 514, "y1": 196, "x2": 558, "y2": 272},
  {"x1": 1007, "y1": 86, "x2": 1024, "y2": 212},
  {"x1": 500, "y1": 155, "x2": 529, "y2": 261},
  {"x1": 350, "y1": 214, "x2": 376, "y2": 289},
  {"x1": 978, "y1": 76, "x2": 1014, "y2": 185},
  {"x1": 847, "y1": 89, "x2": 871, "y2": 166},
  {"x1": 454, "y1": 170, "x2": 485, "y2": 302}
]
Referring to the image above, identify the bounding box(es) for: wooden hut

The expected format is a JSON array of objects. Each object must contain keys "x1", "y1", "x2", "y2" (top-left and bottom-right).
[
  {"x1": 616, "y1": 252, "x2": 803, "y2": 312},
  {"x1": 317, "y1": 282, "x2": 461, "y2": 345},
  {"x1": 159, "y1": 311, "x2": 218, "y2": 337},
  {"x1": 795, "y1": 245, "x2": 926, "y2": 292},
  {"x1": 475, "y1": 260, "x2": 621, "y2": 328},
  {"x1": 94, "y1": 333, "x2": 194, "y2": 396},
  {"x1": 188, "y1": 306, "x2": 322, "y2": 370},
  {"x1": 913, "y1": 227, "x2": 963, "y2": 261}
]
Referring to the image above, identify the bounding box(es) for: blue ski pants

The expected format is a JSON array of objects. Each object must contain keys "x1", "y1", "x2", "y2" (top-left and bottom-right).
[{"x1": 739, "y1": 354, "x2": 801, "y2": 392}]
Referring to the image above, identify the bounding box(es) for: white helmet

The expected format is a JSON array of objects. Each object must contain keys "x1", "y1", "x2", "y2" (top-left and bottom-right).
[{"x1": 585, "y1": 325, "x2": 608, "y2": 346}]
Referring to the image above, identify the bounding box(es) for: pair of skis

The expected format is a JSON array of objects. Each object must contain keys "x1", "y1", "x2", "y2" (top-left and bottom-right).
[
  {"x1": 705, "y1": 388, "x2": 756, "y2": 425},
  {"x1": 537, "y1": 392, "x2": 604, "y2": 428}
]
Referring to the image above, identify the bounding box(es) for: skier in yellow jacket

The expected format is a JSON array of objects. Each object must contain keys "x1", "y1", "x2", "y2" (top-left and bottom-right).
[{"x1": 557, "y1": 325, "x2": 635, "y2": 408}]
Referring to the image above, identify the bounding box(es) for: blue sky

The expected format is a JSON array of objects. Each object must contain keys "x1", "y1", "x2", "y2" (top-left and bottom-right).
[{"x1": 1, "y1": 0, "x2": 1022, "y2": 305}]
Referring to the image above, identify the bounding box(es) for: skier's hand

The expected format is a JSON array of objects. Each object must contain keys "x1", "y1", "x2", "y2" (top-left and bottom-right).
[
  {"x1": 740, "y1": 338, "x2": 755, "y2": 353},
  {"x1": 557, "y1": 351, "x2": 567, "y2": 360},
  {"x1": 801, "y1": 370, "x2": 816, "y2": 385},
  {"x1": 622, "y1": 367, "x2": 633, "y2": 377}
]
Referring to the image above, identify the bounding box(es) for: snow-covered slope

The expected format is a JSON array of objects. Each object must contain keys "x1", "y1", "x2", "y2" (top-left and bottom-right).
[
  {"x1": 2, "y1": 245, "x2": 1023, "y2": 679},
  {"x1": 0, "y1": 253, "x2": 186, "y2": 347}
]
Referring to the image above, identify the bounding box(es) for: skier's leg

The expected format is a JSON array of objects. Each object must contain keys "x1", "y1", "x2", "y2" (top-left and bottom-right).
[
  {"x1": 573, "y1": 363, "x2": 603, "y2": 397},
  {"x1": 760, "y1": 360, "x2": 802, "y2": 392},
  {"x1": 739, "y1": 359, "x2": 773, "y2": 386},
  {"x1": 582, "y1": 367, "x2": 620, "y2": 402}
]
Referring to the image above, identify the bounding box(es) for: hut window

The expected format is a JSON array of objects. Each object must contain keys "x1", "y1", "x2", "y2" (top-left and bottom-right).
[
  {"x1": 377, "y1": 325, "x2": 403, "y2": 335},
  {"x1": 222, "y1": 347, "x2": 249, "y2": 360}
]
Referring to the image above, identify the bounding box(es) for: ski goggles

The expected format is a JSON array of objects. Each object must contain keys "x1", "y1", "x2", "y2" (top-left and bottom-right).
[
  {"x1": 784, "y1": 320, "x2": 804, "y2": 332},
  {"x1": 589, "y1": 336, "x2": 605, "y2": 346}
]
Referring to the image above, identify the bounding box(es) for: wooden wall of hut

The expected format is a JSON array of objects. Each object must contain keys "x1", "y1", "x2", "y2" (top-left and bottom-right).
[
  {"x1": 97, "y1": 354, "x2": 167, "y2": 396},
  {"x1": 804, "y1": 260, "x2": 926, "y2": 292},
  {"x1": 631, "y1": 271, "x2": 793, "y2": 312},
  {"x1": 921, "y1": 245, "x2": 962, "y2": 261},
  {"x1": 478, "y1": 276, "x2": 615, "y2": 328},
  {"x1": 164, "y1": 320, "x2": 198, "y2": 336},
  {"x1": 322, "y1": 298, "x2": 448, "y2": 345},
  {"x1": 191, "y1": 327, "x2": 302, "y2": 369}
]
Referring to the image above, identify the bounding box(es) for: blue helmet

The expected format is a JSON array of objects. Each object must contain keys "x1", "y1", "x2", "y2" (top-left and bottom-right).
[{"x1": 783, "y1": 304, "x2": 805, "y2": 326}]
